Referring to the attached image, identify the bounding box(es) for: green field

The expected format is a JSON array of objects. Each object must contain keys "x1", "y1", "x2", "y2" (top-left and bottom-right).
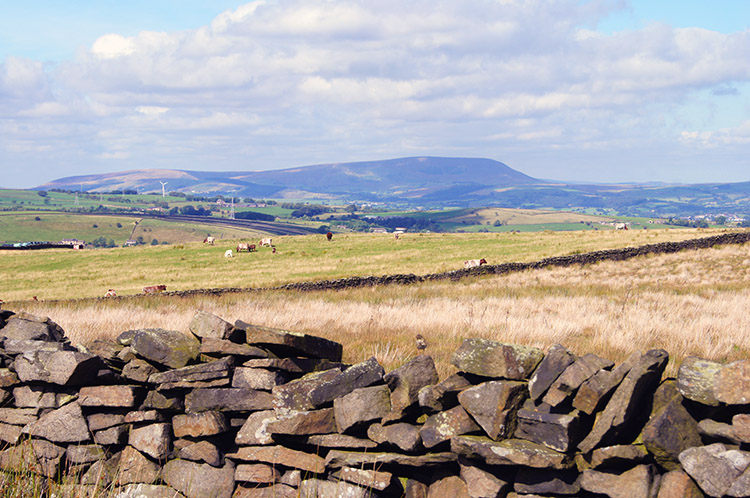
[{"x1": 0, "y1": 227, "x2": 731, "y2": 302}]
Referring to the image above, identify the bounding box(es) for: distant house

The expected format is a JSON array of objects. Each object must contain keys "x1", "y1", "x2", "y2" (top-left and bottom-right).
[
  {"x1": 124, "y1": 239, "x2": 137, "y2": 247},
  {"x1": 394, "y1": 227, "x2": 407, "y2": 233},
  {"x1": 370, "y1": 228, "x2": 387, "y2": 234},
  {"x1": 61, "y1": 238, "x2": 84, "y2": 245}
]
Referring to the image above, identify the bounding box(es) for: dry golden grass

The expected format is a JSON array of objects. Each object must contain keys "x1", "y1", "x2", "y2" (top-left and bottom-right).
[{"x1": 11, "y1": 238, "x2": 750, "y2": 379}]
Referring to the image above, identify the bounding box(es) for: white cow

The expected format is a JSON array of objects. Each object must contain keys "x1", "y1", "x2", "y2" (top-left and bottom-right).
[
  {"x1": 204, "y1": 236, "x2": 215, "y2": 245},
  {"x1": 464, "y1": 258, "x2": 487, "y2": 268},
  {"x1": 615, "y1": 223, "x2": 628, "y2": 230},
  {"x1": 260, "y1": 237, "x2": 273, "y2": 247},
  {"x1": 225, "y1": 249, "x2": 233, "y2": 258}
]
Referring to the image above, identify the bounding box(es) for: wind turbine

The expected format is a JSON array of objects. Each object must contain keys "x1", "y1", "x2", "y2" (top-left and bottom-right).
[{"x1": 160, "y1": 181, "x2": 168, "y2": 198}]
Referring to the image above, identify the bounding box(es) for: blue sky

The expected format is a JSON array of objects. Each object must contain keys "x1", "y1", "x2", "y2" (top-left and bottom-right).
[{"x1": 1, "y1": 0, "x2": 749, "y2": 188}]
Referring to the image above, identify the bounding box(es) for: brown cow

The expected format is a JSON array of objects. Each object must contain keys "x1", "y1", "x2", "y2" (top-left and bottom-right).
[
  {"x1": 326, "y1": 232, "x2": 333, "y2": 241},
  {"x1": 143, "y1": 285, "x2": 167, "y2": 294},
  {"x1": 104, "y1": 289, "x2": 117, "y2": 298},
  {"x1": 237, "y1": 243, "x2": 251, "y2": 252},
  {"x1": 464, "y1": 258, "x2": 487, "y2": 269}
]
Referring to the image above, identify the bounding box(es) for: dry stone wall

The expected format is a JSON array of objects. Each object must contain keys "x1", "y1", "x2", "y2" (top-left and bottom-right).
[{"x1": 0, "y1": 308, "x2": 749, "y2": 497}]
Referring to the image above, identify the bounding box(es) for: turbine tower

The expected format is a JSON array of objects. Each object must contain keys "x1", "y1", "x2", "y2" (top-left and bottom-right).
[{"x1": 159, "y1": 181, "x2": 168, "y2": 198}]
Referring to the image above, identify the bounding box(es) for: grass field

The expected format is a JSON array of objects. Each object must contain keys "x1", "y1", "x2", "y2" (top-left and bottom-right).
[
  {"x1": 0, "y1": 228, "x2": 729, "y2": 302},
  {"x1": 7, "y1": 228, "x2": 749, "y2": 380}
]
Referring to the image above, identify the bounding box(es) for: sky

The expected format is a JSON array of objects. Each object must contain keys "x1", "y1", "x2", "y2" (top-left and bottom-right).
[{"x1": 1, "y1": 0, "x2": 749, "y2": 189}]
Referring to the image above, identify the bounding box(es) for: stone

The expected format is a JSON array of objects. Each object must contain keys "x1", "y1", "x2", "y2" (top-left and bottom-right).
[
  {"x1": 451, "y1": 338, "x2": 544, "y2": 380},
  {"x1": 515, "y1": 408, "x2": 585, "y2": 452},
  {"x1": 234, "y1": 463, "x2": 281, "y2": 483},
  {"x1": 232, "y1": 484, "x2": 297, "y2": 498},
  {"x1": 79, "y1": 385, "x2": 144, "y2": 407},
  {"x1": 382, "y1": 355, "x2": 440, "y2": 422},
  {"x1": 226, "y1": 445, "x2": 326, "y2": 474},
  {"x1": 580, "y1": 464, "x2": 661, "y2": 498},
  {"x1": 324, "y1": 450, "x2": 456, "y2": 469},
  {"x1": 728, "y1": 466, "x2": 750, "y2": 497},
  {"x1": 14, "y1": 350, "x2": 105, "y2": 386},
  {"x1": 420, "y1": 405, "x2": 481, "y2": 448},
  {"x1": 405, "y1": 480, "x2": 429, "y2": 498},
  {"x1": 189, "y1": 310, "x2": 236, "y2": 341},
  {"x1": 121, "y1": 358, "x2": 159, "y2": 383},
  {"x1": 94, "y1": 425, "x2": 129, "y2": 445},
  {"x1": 0, "y1": 407, "x2": 38, "y2": 425},
  {"x1": 699, "y1": 418, "x2": 741, "y2": 444},
  {"x1": 127, "y1": 328, "x2": 200, "y2": 369},
  {"x1": 0, "y1": 368, "x2": 19, "y2": 387},
  {"x1": 733, "y1": 414, "x2": 750, "y2": 442},
  {"x1": 266, "y1": 407, "x2": 337, "y2": 435},
  {"x1": 679, "y1": 443, "x2": 750, "y2": 498},
  {"x1": 514, "y1": 468, "x2": 581, "y2": 495},
  {"x1": 232, "y1": 367, "x2": 288, "y2": 390},
  {"x1": 451, "y1": 436, "x2": 573, "y2": 469},
  {"x1": 12, "y1": 385, "x2": 76, "y2": 408},
  {"x1": 244, "y1": 357, "x2": 345, "y2": 373},
  {"x1": 142, "y1": 390, "x2": 184, "y2": 411},
  {"x1": 0, "y1": 423, "x2": 23, "y2": 445},
  {"x1": 235, "y1": 410, "x2": 277, "y2": 446},
  {"x1": 124, "y1": 410, "x2": 165, "y2": 424},
  {"x1": 457, "y1": 457, "x2": 512, "y2": 498},
  {"x1": 585, "y1": 444, "x2": 650, "y2": 470},
  {"x1": 528, "y1": 343, "x2": 577, "y2": 401},
  {"x1": 331, "y1": 466, "x2": 395, "y2": 491},
  {"x1": 66, "y1": 444, "x2": 105, "y2": 464},
  {"x1": 272, "y1": 368, "x2": 343, "y2": 412},
  {"x1": 235, "y1": 320, "x2": 343, "y2": 361},
  {"x1": 309, "y1": 357, "x2": 385, "y2": 408},
  {"x1": 113, "y1": 484, "x2": 186, "y2": 498},
  {"x1": 81, "y1": 452, "x2": 120, "y2": 486},
  {"x1": 150, "y1": 356, "x2": 233, "y2": 385},
  {"x1": 0, "y1": 312, "x2": 66, "y2": 342},
  {"x1": 642, "y1": 380, "x2": 702, "y2": 471},
  {"x1": 3, "y1": 339, "x2": 71, "y2": 353},
  {"x1": 129, "y1": 423, "x2": 171, "y2": 460},
  {"x1": 173, "y1": 411, "x2": 228, "y2": 438},
  {"x1": 458, "y1": 380, "x2": 527, "y2": 440},
  {"x1": 542, "y1": 353, "x2": 614, "y2": 407},
  {"x1": 334, "y1": 384, "x2": 391, "y2": 433},
  {"x1": 676, "y1": 356, "x2": 722, "y2": 406},
  {"x1": 24, "y1": 401, "x2": 91, "y2": 443},
  {"x1": 299, "y1": 478, "x2": 370, "y2": 498},
  {"x1": 573, "y1": 352, "x2": 640, "y2": 415},
  {"x1": 117, "y1": 446, "x2": 160, "y2": 485},
  {"x1": 715, "y1": 359, "x2": 750, "y2": 405},
  {"x1": 656, "y1": 470, "x2": 704, "y2": 498},
  {"x1": 367, "y1": 422, "x2": 422, "y2": 452},
  {"x1": 200, "y1": 337, "x2": 268, "y2": 358},
  {"x1": 418, "y1": 372, "x2": 474, "y2": 414},
  {"x1": 578, "y1": 349, "x2": 669, "y2": 453},
  {"x1": 304, "y1": 433, "x2": 379, "y2": 450},
  {"x1": 185, "y1": 388, "x2": 274, "y2": 413},
  {"x1": 162, "y1": 459, "x2": 235, "y2": 498},
  {"x1": 428, "y1": 475, "x2": 470, "y2": 498},
  {"x1": 176, "y1": 440, "x2": 223, "y2": 467}
]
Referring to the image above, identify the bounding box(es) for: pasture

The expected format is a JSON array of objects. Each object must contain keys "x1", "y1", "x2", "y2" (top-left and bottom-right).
[
  {"x1": 0, "y1": 228, "x2": 728, "y2": 302},
  {"x1": 4, "y1": 227, "x2": 749, "y2": 379}
]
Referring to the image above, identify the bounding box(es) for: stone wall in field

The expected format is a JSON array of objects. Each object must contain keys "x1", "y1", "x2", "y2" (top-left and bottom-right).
[{"x1": 0, "y1": 308, "x2": 748, "y2": 497}]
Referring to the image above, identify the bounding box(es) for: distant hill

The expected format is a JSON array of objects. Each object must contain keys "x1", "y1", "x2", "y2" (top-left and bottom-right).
[{"x1": 35, "y1": 156, "x2": 750, "y2": 217}]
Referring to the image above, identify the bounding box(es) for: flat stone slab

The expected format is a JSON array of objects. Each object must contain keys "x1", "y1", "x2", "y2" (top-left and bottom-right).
[
  {"x1": 679, "y1": 443, "x2": 750, "y2": 498},
  {"x1": 243, "y1": 357, "x2": 346, "y2": 373},
  {"x1": 14, "y1": 351, "x2": 105, "y2": 386},
  {"x1": 129, "y1": 423, "x2": 171, "y2": 460},
  {"x1": 162, "y1": 459, "x2": 235, "y2": 498},
  {"x1": 79, "y1": 385, "x2": 143, "y2": 408},
  {"x1": 303, "y1": 433, "x2": 378, "y2": 450},
  {"x1": 266, "y1": 408, "x2": 336, "y2": 436},
  {"x1": 451, "y1": 436, "x2": 573, "y2": 469},
  {"x1": 272, "y1": 368, "x2": 343, "y2": 412},
  {"x1": 189, "y1": 311, "x2": 236, "y2": 341},
  {"x1": 308, "y1": 357, "x2": 385, "y2": 408},
  {"x1": 149, "y1": 357, "x2": 233, "y2": 385},
  {"x1": 235, "y1": 410, "x2": 277, "y2": 446},
  {"x1": 580, "y1": 464, "x2": 660, "y2": 498},
  {"x1": 334, "y1": 384, "x2": 391, "y2": 433},
  {"x1": 235, "y1": 320, "x2": 343, "y2": 362},
  {"x1": 200, "y1": 338, "x2": 268, "y2": 358},
  {"x1": 226, "y1": 445, "x2": 326, "y2": 474},
  {"x1": 23, "y1": 401, "x2": 91, "y2": 443},
  {"x1": 173, "y1": 411, "x2": 229, "y2": 438},
  {"x1": 458, "y1": 380, "x2": 527, "y2": 440},
  {"x1": 123, "y1": 328, "x2": 200, "y2": 369},
  {"x1": 232, "y1": 367, "x2": 288, "y2": 391},
  {"x1": 451, "y1": 338, "x2": 544, "y2": 380},
  {"x1": 185, "y1": 388, "x2": 274, "y2": 413},
  {"x1": 324, "y1": 450, "x2": 456, "y2": 469},
  {"x1": 0, "y1": 312, "x2": 66, "y2": 342},
  {"x1": 420, "y1": 405, "x2": 481, "y2": 448},
  {"x1": 367, "y1": 422, "x2": 422, "y2": 452}
]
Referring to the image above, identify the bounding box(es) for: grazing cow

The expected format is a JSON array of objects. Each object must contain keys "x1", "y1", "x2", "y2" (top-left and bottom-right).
[
  {"x1": 248, "y1": 244, "x2": 256, "y2": 252},
  {"x1": 204, "y1": 236, "x2": 215, "y2": 245},
  {"x1": 326, "y1": 232, "x2": 333, "y2": 241},
  {"x1": 237, "y1": 243, "x2": 251, "y2": 252},
  {"x1": 225, "y1": 249, "x2": 234, "y2": 258},
  {"x1": 615, "y1": 223, "x2": 628, "y2": 230},
  {"x1": 32, "y1": 296, "x2": 38, "y2": 301},
  {"x1": 272, "y1": 247, "x2": 277, "y2": 254},
  {"x1": 464, "y1": 258, "x2": 488, "y2": 269},
  {"x1": 104, "y1": 289, "x2": 117, "y2": 298},
  {"x1": 143, "y1": 285, "x2": 167, "y2": 294},
  {"x1": 260, "y1": 237, "x2": 273, "y2": 247},
  {"x1": 394, "y1": 233, "x2": 400, "y2": 240}
]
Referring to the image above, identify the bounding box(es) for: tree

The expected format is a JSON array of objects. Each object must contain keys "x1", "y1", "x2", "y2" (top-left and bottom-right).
[
  {"x1": 37, "y1": 191, "x2": 47, "y2": 197},
  {"x1": 151, "y1": 238, "x2": 159, "y2": 245}
]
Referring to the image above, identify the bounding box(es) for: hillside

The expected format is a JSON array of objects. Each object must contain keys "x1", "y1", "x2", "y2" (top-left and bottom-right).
[{"x1": 35, "y1": 156, "x2": 750, "y2": 217}]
